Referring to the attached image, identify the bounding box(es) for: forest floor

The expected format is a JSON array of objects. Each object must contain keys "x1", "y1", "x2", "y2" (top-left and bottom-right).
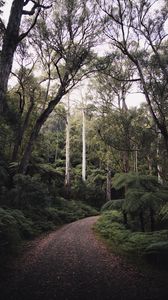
[{"x1": 0, "y1": 216, "x2": 168, "y2": 300}]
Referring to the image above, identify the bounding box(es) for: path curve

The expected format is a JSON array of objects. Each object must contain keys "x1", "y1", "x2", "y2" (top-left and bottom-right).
[{"x1": 0, "y1": 216, "x2": 168, "y2": 300}]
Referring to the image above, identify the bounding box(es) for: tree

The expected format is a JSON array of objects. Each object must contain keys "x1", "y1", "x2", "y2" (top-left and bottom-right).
[
  {"x1": 82, "y1": 97, "x2": 87, "y2": 182},
  {"x1": 97, "y1": 0, "x2": 168, "y2": 156},
  {"x1": 0, "y1": 0, "x2": 51, "y2": 115},
  {"x1": 17, "y1": 0, "x2": 100, "y2": 174},
  {"x1": 113, "y1": 172, "x2": 168, "y2": 231},
  {"x1": 11, "y1": 65, "x2": 40, "y2": 161},
  {"x1": 65, "y1": 95, "x2": 71, "y2": 198}
]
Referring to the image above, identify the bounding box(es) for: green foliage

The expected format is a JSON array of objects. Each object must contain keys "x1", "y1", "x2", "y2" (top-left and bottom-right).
[
  {"x1": 145, "y1": 241, "x2": 168, "y2": 265},
  {"x1": 111, "y1": 172, "x2": 168, "y2": 231},
  {"x1": 112, "y1": 173, "x2": 159, "y2": 191},
  {"x1": 160, "y1": 203, "x2": 168, "y2": 221},
  {"x1": 9, "y1": 209, "x2": 34, "y2": 238},
  {"x1": 0, "y1": 159, "x2": 9, "y2": 187},
  {"x1": 6, "y1": 174, "x2": 51, "y2": 209},
  {"x1": 51, "y1": 198, "x2": 98, "y2": 222},
  {"x1": 70, "y1": 167, "x2": 106, "y2": 208},
  {"x1": 36, "y1": 163, "x2": 64, "y2": 177},
  {"x1": 0, "y1": 208, "x2": 33, "y2": 256},
  {"x1": 0, "y1": 198, "x2": 97, "y2": 260},
  {"x1": 96, "y1": 210, "x2": 168, "y2": 265},
  {"x1": 96, "y1": 211, "x2": 129, "y2": 241},
  {"x1": 101, "y1": 199, "x2": 124, "y2": 212}
]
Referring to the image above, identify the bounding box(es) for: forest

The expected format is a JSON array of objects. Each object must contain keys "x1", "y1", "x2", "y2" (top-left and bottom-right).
[{"x1": 1, "y1": 1, "x2": 168, "y2": 296}]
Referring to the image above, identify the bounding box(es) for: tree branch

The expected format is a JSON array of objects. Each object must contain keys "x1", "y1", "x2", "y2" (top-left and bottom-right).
[
  {"x1": 18, "y1": 9, "x2": 41, "y2": 42},
  {"x1": 22, "y1": 1, "x2": 52, "y2": 15}
]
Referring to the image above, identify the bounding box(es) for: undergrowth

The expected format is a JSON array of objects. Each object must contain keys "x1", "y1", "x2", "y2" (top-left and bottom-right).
[
  {"x1": 96, "y1": 210, "x2": 168, "y2": 268},
  {"x1": 0, "y1": 199, "x2": 97, "y2": 261}
]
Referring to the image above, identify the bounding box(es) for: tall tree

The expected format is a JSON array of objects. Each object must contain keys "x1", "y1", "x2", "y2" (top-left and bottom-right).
[
  {"x1": 65, "y1": 95, "x2": 71, "y2": 197},
  {"x1": 81, "y1": 95, "x2": 87, "y2": 182},
  {"x1": 18, "y1": 0, "x2": 100, "y2": 174},
  {"x1": 97, "y1": 0, "x2": 168, "y2": 155},
  {"x1": 0, "y1": 0, "x2": 51, "y2": 115}
]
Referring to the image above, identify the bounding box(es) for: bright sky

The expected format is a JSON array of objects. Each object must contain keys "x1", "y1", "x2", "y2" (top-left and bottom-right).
[
  {"x1": 2, "y1": 0, "x2": 146, "y2": 108},
  {"x1": 2, "y1": 0, "x2": 12, "y2": 24}
]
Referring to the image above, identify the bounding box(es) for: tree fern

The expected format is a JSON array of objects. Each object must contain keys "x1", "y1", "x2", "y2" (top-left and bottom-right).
[
  {"x1": 112, "y1": 172, "x2": 168, "y2": 231},
  {"x1": 101, "y1": 199, "x2": 124, "y2": 212},
  {"x1": 112, "y1": 173, "x2": 141, "y2": 190}
]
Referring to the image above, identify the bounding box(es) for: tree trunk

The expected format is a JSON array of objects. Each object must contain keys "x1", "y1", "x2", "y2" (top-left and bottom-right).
[
  {"x1": 18, "y1": 86, "x2": 65, "y2": 174},
  {"x1": 0, "y1": 0, "x2": 24, "y2": 113},
  {"x1": 147, "y1": 155, "x2": 152, "y2": 175},
  {"x1": 156, "y1": 131, "x2": 163, "y2": 184},
  {"x1": 106, "y1": 165, "x2": 111, "y2": 201},
  {"x1": 134, "y1": 150, "x2": 138, "y2": 173},
  {"x1": 120, "y1": 49, "x2": 168, "y2": 158},
  {"x1": 12, "y1": 99, "x2": 34, "y2": 161},
  {"x1": 123, "y1": 150, "x2": 130, "y2": 173},
  {"x1": 136, "y1": 62, "x2": 168, "y2": 157},
  {"x1": 82, "y1": 107, "x2": 86, "y2": 182},
  {"x1": 54, "y1": 131, "x2": 58, "y2": 163},
  {"x1": 65, "y1": 96, "x2": 71, "y2": 198}
]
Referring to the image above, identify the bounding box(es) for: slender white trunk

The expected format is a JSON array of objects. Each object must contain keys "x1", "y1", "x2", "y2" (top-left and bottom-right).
[
  {"x1": 82, "y1": 108, "x2": 86, "y2": 181},
  {"x1": 65, "y1": 97, "x2": 70, "y2": 192},
  {"x1": 157, "y1": 132, "x2": 163, "y2": 184},
  {"x1": 147, "y1": 155, "x2": 152, "y2": 175},
  {"x1": 134, "y1": 150, "x2": 138, "y2": 173}
]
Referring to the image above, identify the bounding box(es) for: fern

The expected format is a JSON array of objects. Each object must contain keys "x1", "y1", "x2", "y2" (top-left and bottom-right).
[{"x1": 101, "y1": 199, "x2": 124, "y2": 212}]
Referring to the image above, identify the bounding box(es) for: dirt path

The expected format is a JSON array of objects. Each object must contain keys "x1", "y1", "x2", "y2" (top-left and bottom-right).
[{"x1": 0, "y1": 216, "x2": 168, "y2": 300}]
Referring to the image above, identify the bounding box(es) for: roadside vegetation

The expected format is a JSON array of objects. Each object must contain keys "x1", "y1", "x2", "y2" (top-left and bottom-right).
[
  {"x1": 1, "y1": 0, "x2": 168, "y2": 272},
  {"x1": 96, "y1": 173, "x2": 168, "y2": 268}
]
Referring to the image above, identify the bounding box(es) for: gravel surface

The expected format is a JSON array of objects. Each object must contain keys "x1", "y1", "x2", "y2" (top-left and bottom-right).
[{"x1": 0, "y1": 216, "x2": 168, "y2": 300}]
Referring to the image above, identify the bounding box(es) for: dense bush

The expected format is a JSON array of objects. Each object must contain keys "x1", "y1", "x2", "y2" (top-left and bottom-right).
[
  {"x1": 70, "y1": 168, "x2": 106, "y2": 208},
  {"x1": 0, "y1": 208, "x2": 32, "y2": 256},
  {"x1": 96, "y1": 210, "x2": 168, "y2": 266},
  {"x1": 5, "y1": 174, "x2": 51, "y2": 209},
  {"x1": 101, "y1": 199, "x2": 124, "y2": 212},
  {"x1": 145, "y1": 241, "x2": 168, "y2": 265},
  {"x1": 110, "y1": 173, "x2": 168, "y2": 231},
  {"x1": 0, "y1": 199, "x2": 97, "y2": 260}
]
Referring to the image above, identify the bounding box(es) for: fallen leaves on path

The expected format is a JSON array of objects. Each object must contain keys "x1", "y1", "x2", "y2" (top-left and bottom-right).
[{"x1": 0, "y1": 216, "x2": 168, "y2": 300}]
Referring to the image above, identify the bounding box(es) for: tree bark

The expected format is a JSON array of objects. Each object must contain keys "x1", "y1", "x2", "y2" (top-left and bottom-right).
[
  {"x1": 82, "y1": 107, "x2": 86, "y2": 182},
  {"x1": 147, "y1": 155, "x2": 152, "y2": 175},
  {"x1": 123, "y1": 150, "x2": 130, "y2": 173},
  {"x1": 106, "y1": 165, "x2": 111, "y2": 201},
  {"x1": 65, "y1": 96, "x2": 71, "y2": 198},
  {"x1": 134, "y1": 150, "x2": 138, "y2": 173},
  {"x1": 0, "y1": 0, "x2": 24, "y2": 113},
  {"x1": 156, "y1": 131, "x2": 163, "y2": 184},
  {"x1": 12, "y1": 98, "x2": 34, "y2": 161},
  {"x1": 18, "y1": 84, "x2": 67, "y2": 174}
]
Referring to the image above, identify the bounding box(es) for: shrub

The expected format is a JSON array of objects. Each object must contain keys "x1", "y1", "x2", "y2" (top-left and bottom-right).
[
  {"x1": 145, "y1": 241, "x2": 168, "y2": 266},
  {"x1": 112, "y1": 173, "x2": 168, "y2": 231},
  {"x1": 96, "y1": 210, "x2": 168, "y2": 265},
  {"x1": 101, "y1": 199, "x2": 124, "y2": 212},
  {"x1": 7, "y1": 174, "x2": 51, "y2": 209},
  {"x1": 0, "y1": 208, "x2": 22, "y2": 256},
  {"x1": 0, "y1": 197, "x2": 98, "y2": 261}
]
